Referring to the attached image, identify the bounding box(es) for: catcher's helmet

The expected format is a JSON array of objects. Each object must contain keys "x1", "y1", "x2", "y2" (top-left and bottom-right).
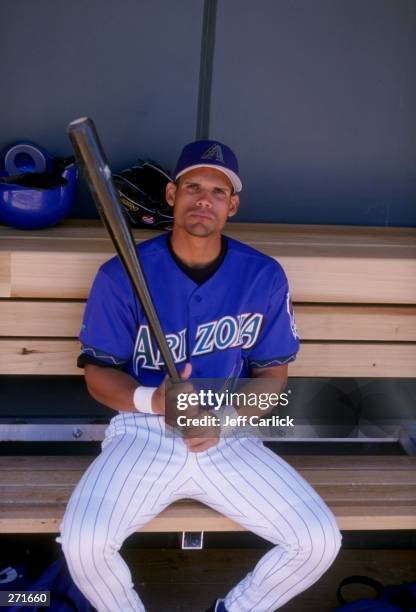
[{"x1": 113, "y1": 160, "x2": 173, "y2": 229}]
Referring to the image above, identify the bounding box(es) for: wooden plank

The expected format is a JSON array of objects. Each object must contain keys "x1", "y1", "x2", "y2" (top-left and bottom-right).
[
  {"x1": 0, "y1": 455, "x2": 94, "y2": 471},
  {"x1": 282, "y1": 252, "x2": 416, "y2": 305},
  {"x1": 0, "y1": 235, "x2": 117, "y2": 299},
  {"x1": 0, "y1": 471, "x2": 87, "y2": 485},
  {"x1": 0, "y1": 456, "x2": 414, "y2": 533},
  {"x1": 286, "y1": 455, "x2": 416, "y2": 470},
  {"x1": 0, "y1": 487, "x2": 72, "y2": 504},
  {"x1": 207, "y1": 224, "x2": 416, "y2": 248},
  {"x1": 2, "y1": 460, "x2": 415, "y2": 504},
  {"x1": 0, "y1": 251, "x2": 10, "y2": 298},
  {"x1": 296, "y1": 304, "x2": 416, "y2": 341},
  {"x1": 294, "y1": 342, "x2": 416, "y2": 377},
  {"x1": 331, "y1": 506, "x2": 416, "y2": 530},
  {"x1": 0, "y1": 501, "x2": 414, "y2": 533},
  {"x1": 2, "y1": 482, "x2": 414, "y2": 505},
  {"x1": 2, "y1": 467, "x2": 415, "y2": 487},
  {"x1": 0, "y1": 224, "x2": 415, "y2": 302},
  {"x1": 2, "y1": 221, "x2": 415, "y2": 247},
  {"x1": 2, "y1": 301, "x2": 415, "y2": 341},
  {"x1": 316, "y1": 486, "x2": 416, "y2": 502},
  {"x1": 0, "y1": 503, "x2": 243, "y2": 533},
  {"x1": 291, "y1": 470, "x2": 416, "y2": 485},
  {"x1": 0, "y1": 301, "x2": 84, "y2": 337},
  {"x1": 1, "y1": 339, "x2": 415, "y2": 376},
  {"x1": 224, "y1": 224, "x2": 416, "y2": 248},
  {"x1": 0, "y1": 464, "x2": 416, "y2": 488},
  {"x1": 10, "y1": 248, "x2": 107, "y2": 299},
  {"x1": 1, "y1": 454, "x2": 415, "y2": 472},
  {"x1": 6, "y1": 249, "x2": 415, "y2": 303},
  {"x1": 0, "y1": 339, "x2": 80, "y2": 375}
]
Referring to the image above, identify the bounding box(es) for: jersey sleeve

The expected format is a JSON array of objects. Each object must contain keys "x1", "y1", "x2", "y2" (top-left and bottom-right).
[
  {"x1": 77, "y1": 353, "x2": 125, "y2": 369},
  {"x1": 247, "y1": 271, "x2": 300, "y2": 369},
  {"x1": 78, "y1": 264, "x2": 138, "y2": 369}
]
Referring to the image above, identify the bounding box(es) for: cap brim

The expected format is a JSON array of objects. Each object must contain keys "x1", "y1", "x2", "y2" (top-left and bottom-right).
[{"x1": 175, "y1": 164, "x2": 242, "y2": 193}]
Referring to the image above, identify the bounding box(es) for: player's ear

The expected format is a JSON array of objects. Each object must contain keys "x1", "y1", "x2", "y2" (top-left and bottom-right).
[
  {"x1": 165, "y1": 181, "x2": 177, "y2": 208},
  {"x1": 227, "y1": 194, "x2": 240, "y2": 218}
]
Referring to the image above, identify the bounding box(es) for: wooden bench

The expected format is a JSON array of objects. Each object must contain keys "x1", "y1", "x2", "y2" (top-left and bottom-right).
[
  {"x1": 1, "y1": 455, "x2": 415, "y2": 533},
  {"x1": 0, "y1": 221, "x2": 415, "y2": 534}
]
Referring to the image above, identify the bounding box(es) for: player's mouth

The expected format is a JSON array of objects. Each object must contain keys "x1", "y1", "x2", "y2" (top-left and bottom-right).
[{"x1": 188, "y1": 211, "x2": 215, "y2": 221}]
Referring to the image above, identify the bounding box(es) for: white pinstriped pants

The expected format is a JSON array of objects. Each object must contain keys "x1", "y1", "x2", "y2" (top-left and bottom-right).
[{"x1": 59, "y1": 413, "x2": 342, "y2": 612}]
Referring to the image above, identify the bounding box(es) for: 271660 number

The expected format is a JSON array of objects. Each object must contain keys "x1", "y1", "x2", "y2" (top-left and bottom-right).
[{"x1": 0, "y1": 591, "x2": 50, "y2": 607}]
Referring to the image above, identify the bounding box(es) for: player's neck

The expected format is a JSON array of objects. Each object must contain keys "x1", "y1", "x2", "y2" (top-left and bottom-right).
[{"x1": 170, "y1": 229, "x2": 222, "y2": 268}]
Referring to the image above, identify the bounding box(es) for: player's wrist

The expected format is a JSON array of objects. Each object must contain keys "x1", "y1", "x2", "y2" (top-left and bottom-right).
[{"x1": 133, "y1": 385, "x2": 157, "y2": 414}]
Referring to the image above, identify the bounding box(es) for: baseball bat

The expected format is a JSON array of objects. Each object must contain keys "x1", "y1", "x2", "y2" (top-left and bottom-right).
[{"x1": 67, "y1": 117, "x2": 180, "y2": 382}]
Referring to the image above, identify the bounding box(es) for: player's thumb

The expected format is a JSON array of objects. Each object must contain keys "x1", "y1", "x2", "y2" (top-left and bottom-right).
[{"x1": 180, "y1": 362, "x2": 192, "y2": 380}]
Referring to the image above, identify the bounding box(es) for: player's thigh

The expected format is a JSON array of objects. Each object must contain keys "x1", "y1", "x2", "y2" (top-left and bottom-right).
[
  {"x1": 61, "y1": 424, "x2": 184, "y2": 545},
  {"x1": 195, "y1": 437, "x2": 340, "y2": 549}
]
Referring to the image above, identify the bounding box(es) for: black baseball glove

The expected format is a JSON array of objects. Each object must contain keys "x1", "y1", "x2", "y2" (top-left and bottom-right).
[{"x1": 113, "y1": 160, "x2": 174, "y2": 229}]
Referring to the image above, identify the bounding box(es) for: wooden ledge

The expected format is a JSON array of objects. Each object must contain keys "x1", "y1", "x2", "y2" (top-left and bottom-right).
[
  {"x1": 0, "y1": 222, "x2": 415, "y2": 302},
  {"x1": 1, "y1": 455, "x2": 415, "y2": 533}
]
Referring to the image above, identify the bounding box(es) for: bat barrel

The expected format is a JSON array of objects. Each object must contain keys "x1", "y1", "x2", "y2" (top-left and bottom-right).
[{"x1": 67, "y1": 117, "x2": 180, "y2": 382}]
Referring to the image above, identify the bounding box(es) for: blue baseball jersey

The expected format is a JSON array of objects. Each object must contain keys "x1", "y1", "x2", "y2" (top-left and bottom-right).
[{"x1": 78, "y1": 233, "x2": 300, "y2": 386}]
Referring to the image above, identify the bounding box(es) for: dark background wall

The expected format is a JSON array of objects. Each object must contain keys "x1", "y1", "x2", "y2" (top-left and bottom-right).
[{"x1": 1, "y1": 0, "x2": 415, "y2": 226}]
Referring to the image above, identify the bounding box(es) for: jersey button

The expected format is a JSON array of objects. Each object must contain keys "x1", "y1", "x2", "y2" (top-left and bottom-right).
[{"x1": 194, "y1": 295, "x2": 202, "y2": 302}]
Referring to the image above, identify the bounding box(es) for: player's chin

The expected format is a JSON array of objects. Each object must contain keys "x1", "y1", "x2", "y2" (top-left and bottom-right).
[{"x1": 185, "y1": 221, "x2": 218, "y2": 237}]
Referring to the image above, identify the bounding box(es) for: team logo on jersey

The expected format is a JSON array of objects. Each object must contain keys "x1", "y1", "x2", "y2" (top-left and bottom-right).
[
  {"x1": 133, "y1": 326, "x2": 187, "y2": 372},
  {"x1": 286, "y1": 292, "x2": 299, "y2": 339},
  {"x1": 132, "y1": 313, "x2": 263, "y2": 372},
  {"x1": 192, "y1": 313, "x2": 263, "y2": 356},
  {"x1": 201, "y1": 144, "x2": 224, "y2": 163}
]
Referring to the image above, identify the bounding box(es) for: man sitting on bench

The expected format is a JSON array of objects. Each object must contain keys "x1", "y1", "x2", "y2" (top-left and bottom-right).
[{"x1": 59, "y1": 139, "x2": 342, "y2": 612}]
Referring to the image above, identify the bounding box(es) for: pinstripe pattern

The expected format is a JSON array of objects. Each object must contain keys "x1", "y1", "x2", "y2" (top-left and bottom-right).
[
  {"x1": 59, "y1": 416, "x2": 341, "y2": 611},
  {"x1": 195, "y1": 438, "x2": 341, "y2": 611},
  {"x1": 60, "y1": 414, "x2": 189, "y2": 611}
]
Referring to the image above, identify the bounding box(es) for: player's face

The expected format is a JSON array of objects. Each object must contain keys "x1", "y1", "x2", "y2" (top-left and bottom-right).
[{"x1": 165, "y1": 167, "x2": 240, "y2": 237}]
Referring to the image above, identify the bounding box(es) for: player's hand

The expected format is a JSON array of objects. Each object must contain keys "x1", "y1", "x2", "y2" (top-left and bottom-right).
[
  {"x1": 184, "y1": 434, "x2": 220, "y2": 453},
  {"x1": 154, "y1": 363, "x2": 196, "y2": 419},
  {"x1": 182, "y1": 417, "x2": 220, "y2": 453},
  {"x1": 151, "y1": 377, "x2": 167, "y2": 415}
]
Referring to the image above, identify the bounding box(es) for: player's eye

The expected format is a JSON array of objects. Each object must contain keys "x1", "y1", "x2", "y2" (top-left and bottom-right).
[
  {"x1": 186, "y1": 183, "x2": 200, "y2": 191},
  {"x1": 213, "y1": 188, "x2": 227, "y2": 197}
]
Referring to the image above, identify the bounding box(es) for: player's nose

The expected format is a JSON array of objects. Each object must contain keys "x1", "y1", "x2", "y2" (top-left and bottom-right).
[{"x1": 195, "y1": 191, "x2": 213, "y2": 208}]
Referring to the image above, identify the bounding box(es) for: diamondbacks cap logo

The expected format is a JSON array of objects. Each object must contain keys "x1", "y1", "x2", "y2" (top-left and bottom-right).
[{"x1": 201, "y1": 144, "x2": 224, "y2": 163}]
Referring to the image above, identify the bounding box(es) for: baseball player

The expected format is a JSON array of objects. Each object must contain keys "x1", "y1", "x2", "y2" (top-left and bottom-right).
[{"x1": 59, "y1": 140, "x2": 342, "y2": 611}]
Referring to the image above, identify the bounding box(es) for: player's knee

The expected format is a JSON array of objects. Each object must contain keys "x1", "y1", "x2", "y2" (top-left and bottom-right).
[
  {"x1": 60, "y1": 525, "x2": 87, "y2": 568},
  {"x1": 330, "y1": 522, "x2": 343, "y2": 562},
  {"x1": 60, "y1": 527, "x2": 83, "y2": 572},
  {"x1": 60, "y1": 519, "x2": 113, "y2": 573},
  {"x1": 302, "y1": 518, "x2": 342, "y2": 569},
  {"x1": 278, "y1": 509, "x2": 342, "y2": 567}
]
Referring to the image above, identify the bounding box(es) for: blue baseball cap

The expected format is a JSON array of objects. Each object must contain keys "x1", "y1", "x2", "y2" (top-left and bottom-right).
[{"x1": 174, "y1": 139, "x2": 242, "y2": 193}]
